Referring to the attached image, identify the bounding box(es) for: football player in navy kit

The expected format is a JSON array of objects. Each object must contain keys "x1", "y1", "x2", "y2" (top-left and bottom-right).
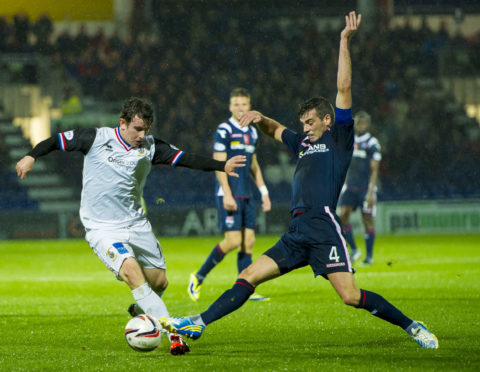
[
  {"x1": 188, "y1": 88, "x2": 271, "y2": 302},
  {"x1": 16, "y1": 97, "x2": 246, "y2": 355},
  {"x1": 338, "y1": 111, "x2": 381, "y2": 265},
  {"x1": 160, "y1": 12, "x2": 438, "y2": 350}
]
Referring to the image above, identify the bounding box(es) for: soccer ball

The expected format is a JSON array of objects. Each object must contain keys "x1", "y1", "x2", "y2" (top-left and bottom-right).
[{"x1": 125, "y1": 314, "x2": 163, "y2": 352}]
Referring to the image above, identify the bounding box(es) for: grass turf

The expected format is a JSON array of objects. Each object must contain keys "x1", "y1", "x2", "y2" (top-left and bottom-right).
[{"x1": 0, "y1": 234, "x2": 479, "y2": 371}]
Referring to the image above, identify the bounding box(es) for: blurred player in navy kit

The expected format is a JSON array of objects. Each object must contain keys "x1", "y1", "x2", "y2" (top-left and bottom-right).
[
  {"x1": 188, "y1": 88, "x2": 271, "y2": 302},
  {"x1": 338, "y1": 111, "x2": 381, "y2": 265},
  {"x1": 161, "y1": 11, "x2": 438, "y2": 350}
]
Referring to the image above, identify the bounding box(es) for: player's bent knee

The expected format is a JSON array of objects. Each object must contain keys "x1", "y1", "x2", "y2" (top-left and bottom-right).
[
  {"x1": 150, "y1": 278, "x2": 168, "y2": 294},
  {"x1": 341, "y1": 292, "x2": 361, "y2": 307},
  {"x1": 238, "y1": 266, "x2": 258, "y2": 286}
]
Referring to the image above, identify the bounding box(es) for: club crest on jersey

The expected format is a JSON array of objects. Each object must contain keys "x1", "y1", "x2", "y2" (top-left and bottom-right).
[
  {"x1": 106, "y1": 248, "x2": 118, "y2": 261},
  {"x1": 225, "y1": 215, "x2": 234, "y2": 228},
  {"x1": 137, "y1": 147, "x2": 146, "y2": 157},
  {"x1": 243, "y1": 134, "x2": 250, "y2": 145},
  {"x1": 64, "y1": 130, "x2": 74, "y2": 140},
  {"x1": 298, "y1": 143, "x2": 329, "y2": 158}
]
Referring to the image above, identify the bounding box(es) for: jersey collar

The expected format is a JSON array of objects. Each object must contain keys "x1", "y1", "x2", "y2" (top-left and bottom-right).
[
  {"x1": 228, "y1": 117, "x2": 249, "y2": 133},
  {"x1": 115, "y1": 126, "x2": 133, "y2": 151}
]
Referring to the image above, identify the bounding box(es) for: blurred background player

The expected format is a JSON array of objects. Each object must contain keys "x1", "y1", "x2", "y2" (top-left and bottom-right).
[
  {"x1": 338, "y1": 111, "x2": 381, "y2": 266},
  {"x1": 188, "y1": 88, "x2": 272, "y2": 302},
  {"x1": 16, "y1": 97, "x2": 246, "y2": 355}
]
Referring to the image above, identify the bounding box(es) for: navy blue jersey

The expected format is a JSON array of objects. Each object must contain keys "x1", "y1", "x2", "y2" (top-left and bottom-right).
[
  {"x1": 345, "y1": 132, "x2": 381, "y2": 190},
  {"x1": 281, "y1": 107, "x2": 354, "y2": 214},
  {"x1": 213, "y1": 118, "x2": 258, "y2": 198}
]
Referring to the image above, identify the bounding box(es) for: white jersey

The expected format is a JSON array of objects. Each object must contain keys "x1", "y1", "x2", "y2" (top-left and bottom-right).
[{"x1": 57, "y1": 126, "x2": 185, "y2": 230}]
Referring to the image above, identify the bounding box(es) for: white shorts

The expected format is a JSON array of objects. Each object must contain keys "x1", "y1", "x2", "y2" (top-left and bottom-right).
[{"x1": 85, "y1": 220, "x2": 166, "y2": 279}]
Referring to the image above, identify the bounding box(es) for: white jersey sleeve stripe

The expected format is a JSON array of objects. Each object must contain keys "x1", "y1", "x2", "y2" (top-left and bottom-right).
[
  {"x1": 324, "y1": 206, "x2": 353, "y2": 272},
  {"x1": 218, "y1": 123, "x2": 232, "y2": 133},
  {"x1": 171, "y1": 150, "x2": 184, "y2": 166}
]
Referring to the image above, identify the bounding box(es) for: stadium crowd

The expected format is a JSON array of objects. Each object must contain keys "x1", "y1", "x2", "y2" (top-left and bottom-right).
[{"x1": 0, "y1": 4, "x2": 479, "y2": 206}]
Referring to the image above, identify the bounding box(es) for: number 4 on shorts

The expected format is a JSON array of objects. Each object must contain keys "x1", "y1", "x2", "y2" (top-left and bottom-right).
[{"x1": 329, "y1": 246, "x2": 340, "y2": 262}]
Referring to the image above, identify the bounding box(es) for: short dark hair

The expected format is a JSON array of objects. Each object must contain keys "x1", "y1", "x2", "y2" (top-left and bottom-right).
[
  {"x1": 230, "y1": 87, "x2": 250, "y2": 99},
  {"x1": 297, "y1": 97, "x2": 334, "y2": 121},
  {"x1": 120, "y1": 97, "x2": 154, "y2": 127}
]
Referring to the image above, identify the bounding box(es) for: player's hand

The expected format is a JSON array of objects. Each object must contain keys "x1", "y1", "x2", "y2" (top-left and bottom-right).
[
  {"x1": 224, "y1": 155, "x2": 246, "y2": 178},
  {"x1": 16, "y1": 155, "x2": 35, "y2": 179},
  {"x1": 261, "y1": 194, "x2": 271, "y2": 212},
  {"x1": 365, "y1": 190, "x2": 376, "y2": 209},
  {"x1": 239, "y1": 111, "x2": 263, "y2": 128},
  {"x1": 223, "y1": 193, "x2": 238, "y2": 211},
  {"x1": 341, "y1": 11, "x2": 362, "y2": 40}
]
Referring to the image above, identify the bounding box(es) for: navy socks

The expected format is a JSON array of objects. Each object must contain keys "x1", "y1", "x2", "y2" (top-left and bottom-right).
[
  {"x1": 237, "y1": 252, "x2": 252, "y2": 274},
  {"x1": 343, "y1": 224, "x2": 358, "y2": 252},
  {"x1": 196, "y1": 244, "x2": 225, "y2": 283},
  {"x1": 357, "y1": 289, "x2": 413, "y2": 330},
  {"x1": 200, "y1": 279, "x2": 254, "y2": 325}
]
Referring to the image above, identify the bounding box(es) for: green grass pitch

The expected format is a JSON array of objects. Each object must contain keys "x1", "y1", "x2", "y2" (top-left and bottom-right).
[{"x1": 1, "y1": 234, "x2": 479, "y2": 371}]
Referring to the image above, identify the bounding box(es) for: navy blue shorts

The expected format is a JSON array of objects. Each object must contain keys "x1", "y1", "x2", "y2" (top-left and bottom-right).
[
  {"x1": 338, "y1": 188, "x2": 376, "y2": 215},
  {"x1": 263, "y1": 207, "x2": 353, "y2": 278},
  {"x1": 216, "y1": 197, "x2": 256, "y2": 232}
]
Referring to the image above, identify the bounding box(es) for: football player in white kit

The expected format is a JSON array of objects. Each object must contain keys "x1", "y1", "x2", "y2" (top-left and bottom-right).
[{"x1": 16, "y1": 97, "x2": 246, "y2": 355}]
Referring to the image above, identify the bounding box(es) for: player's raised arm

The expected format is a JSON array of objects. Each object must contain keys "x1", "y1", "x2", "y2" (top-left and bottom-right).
[
  {"x1": 239, "y1": 111, "x2": 286, "y2": 143},
  {"x1": 336, "y1": 11, "x2": 361, "y2": 110}
]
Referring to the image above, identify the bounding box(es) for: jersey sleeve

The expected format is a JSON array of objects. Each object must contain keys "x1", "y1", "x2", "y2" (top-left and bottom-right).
[
  {"x1": 213, "y1": 124, "x2": 231, "y2": 153},
  {"x1": 152, "y1": 138, "x2": 185, "y2": 166},
  {"x1": 57, "y1": 128, "x2": 96, "y2": 154},
  {"x1": 332, "y1": 107, "x2": 354, "y2": 151},
  {"x1": 281, "y1": 128, "x2": 304, "y2": 155},
  {"x1": 368, "y1": 137, "x2": 382, "y2": 162}
]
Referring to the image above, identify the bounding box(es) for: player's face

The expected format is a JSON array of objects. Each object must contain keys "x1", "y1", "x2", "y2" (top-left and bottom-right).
[
  {"x1": 229, "y1": 96, "x2": 251, "y2": 122},
  {"x1": 300, "y1": 109, "x2": 332, "y2": 142},
  {"x1": 355, "y1": 119, "x2": 369, "y2": 135},
  {"x1": 119, "y1": 115, "x2": 150, "y2": 147}
]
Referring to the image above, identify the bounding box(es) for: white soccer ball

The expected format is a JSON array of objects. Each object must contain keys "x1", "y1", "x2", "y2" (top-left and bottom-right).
[{"x1": 125, "y1": 314, "x2": 163, "y2": 352}]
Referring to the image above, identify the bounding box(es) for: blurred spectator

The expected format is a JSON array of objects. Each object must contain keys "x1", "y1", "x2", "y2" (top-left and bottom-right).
[
  {"x1": 13, "y1": 12, "x2": 30, "y2": 48},
  {"x1": 33, "y1": 12, "x2": 53, "y2": 54},
  {"x1": 1, "y1": 5, "x2": 479, "y2": 203}
]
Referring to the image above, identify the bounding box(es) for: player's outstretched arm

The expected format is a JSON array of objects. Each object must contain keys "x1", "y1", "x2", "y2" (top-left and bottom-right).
[
  {"x1": 336, "y1": 11, "x2": 361, "y2": 110},
  {"x1": 239, "y1": 111, "x2": 286, "y2": 143},
  {"x1": 16, "y1": 155, "x2": 35, "y2": 179},
  {"x1": 224, "y1": 155, "x2": 246, "y2": 178}
]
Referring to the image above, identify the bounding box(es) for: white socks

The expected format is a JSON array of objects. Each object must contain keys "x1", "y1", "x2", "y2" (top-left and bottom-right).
[{"x1": 131, "y1": 282, "x2": 169, "y2": 319}]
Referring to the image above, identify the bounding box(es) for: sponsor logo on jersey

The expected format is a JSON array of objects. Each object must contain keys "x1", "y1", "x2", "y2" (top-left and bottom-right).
[
  {"x1": 298, "y1": 144, "x2": 329, "y2": 158},
  {"x1": 169, "y1": 144, "x2": 179, "y2": 150},
  {"x1": 353, "y1": 148, "x2": 367, "y2": 158},
  {"x1": 64, "y1": 130, "x2": 74, "y2": 140},
  {"x1": 231, "y1": 133, "x2": 243, "y2": 138},
  {"x1": 108, "y1": 156, "x2": 138, "y2": 168},
  {"x1": 103, "y1": 144, "x2": 113, "y2": 152}
]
